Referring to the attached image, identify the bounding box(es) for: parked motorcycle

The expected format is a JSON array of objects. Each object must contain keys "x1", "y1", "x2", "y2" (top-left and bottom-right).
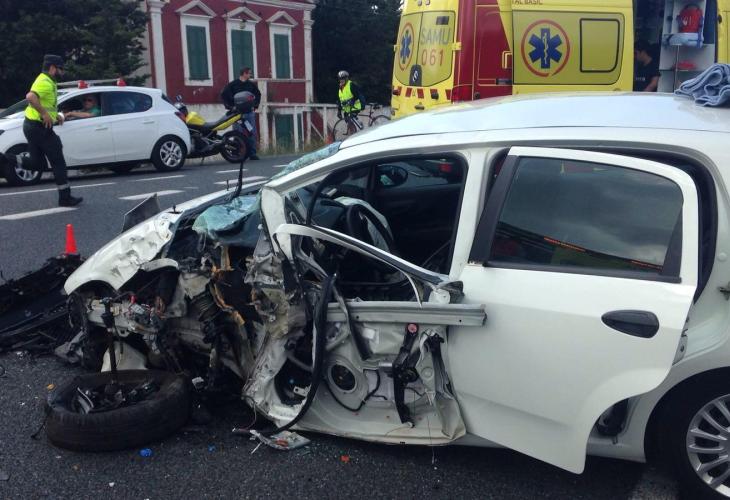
[{"x1": 174, "y1": 92, "x2": 255, "y2": 163}]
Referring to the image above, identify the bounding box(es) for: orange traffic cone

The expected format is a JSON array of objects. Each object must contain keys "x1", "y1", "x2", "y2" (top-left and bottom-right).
[{"x1": 65, "y1": 224, "x2": 78, "y2": 255}]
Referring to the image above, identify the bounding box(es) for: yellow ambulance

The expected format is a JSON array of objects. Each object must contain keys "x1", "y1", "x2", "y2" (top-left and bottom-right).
[{"x1": 391, "y1": 0, "x2": 729, "y2": 117}]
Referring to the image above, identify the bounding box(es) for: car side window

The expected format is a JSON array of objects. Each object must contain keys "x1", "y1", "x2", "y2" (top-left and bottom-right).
[
  {"x1": 375, "y1": 158, "x2": 463, "y2": 190},
  {"x1": 105, "y1": 92, "x2": 153, "y2": 115},
  {"x1": 489, "y1": 157, "x2": 683, "y2": 276}
]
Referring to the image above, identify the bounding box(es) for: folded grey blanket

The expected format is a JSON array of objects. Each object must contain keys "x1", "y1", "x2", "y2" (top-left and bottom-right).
[{"x1": 675, "y1": 63, "x2": 730, "y2": 107}]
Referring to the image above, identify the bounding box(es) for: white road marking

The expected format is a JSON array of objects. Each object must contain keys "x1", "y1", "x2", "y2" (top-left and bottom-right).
[
  {"x1": 119, "y1": 190, "x2": 184, "y2": 201},
  {"x1": 213, "y1": 176, "x2": 268, "y2": 186},
  {"x1": 216, "y1": 169, "x2": 248, "y2": 174},
  {"x1": 273, "y1": 164, "x2": 288, "y2": 168},
  {"x1": 629, "y1": 468, "x2": 678, "y2": 500},
  {"x1": 0, "y1": 206, "x2": 77, "y2": 220},
  {"x1": 132, "y1": 175, "x2": 186, "y2": 182},
  {"x1": 0, "y1": 182, "x2": 116, "y2": 197}
]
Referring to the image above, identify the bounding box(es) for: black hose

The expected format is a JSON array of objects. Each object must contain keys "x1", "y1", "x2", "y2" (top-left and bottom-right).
[{"x1": 261, "y1": 274, "x2": 334, "y2": 436}]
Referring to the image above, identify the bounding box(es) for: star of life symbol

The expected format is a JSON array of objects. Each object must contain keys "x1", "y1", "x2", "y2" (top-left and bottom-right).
[
  {"x1": 529, "y1": 28, "x2": 563, "y2": 69},
  {"x1": 400, "y1": 29, "x2": 413, "y2": 67},
  {"x1": 521, "y1": 20, "x2": 570, "y2": 77}
]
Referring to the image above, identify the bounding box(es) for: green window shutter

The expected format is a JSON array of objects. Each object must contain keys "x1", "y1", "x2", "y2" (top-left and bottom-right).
[
  {"x1": 186, "y1": 25, "x2": 209, "y2": 80},
  {"x1": 275, "y1": 114, "x2": 294, "y2": 149},
  {"x1": 274, "y1": 33, "x2": 291, "y2": 79},
  {"x1": 231, "y1": 30, "x2": 255, "y2": 75}
]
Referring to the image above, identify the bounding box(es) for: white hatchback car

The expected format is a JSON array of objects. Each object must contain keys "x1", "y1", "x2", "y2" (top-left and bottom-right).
[
  {"x1": 0, "y1": 85, "x2": 191, "y2": 186},
  {"x1": 59, "y1": 93, "x2": 730, "y2": 498}
]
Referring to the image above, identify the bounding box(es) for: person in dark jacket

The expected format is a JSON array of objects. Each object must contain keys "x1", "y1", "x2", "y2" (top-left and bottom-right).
[{"x1": 221, "y1": 67, "x2": 261, "y2": 160}]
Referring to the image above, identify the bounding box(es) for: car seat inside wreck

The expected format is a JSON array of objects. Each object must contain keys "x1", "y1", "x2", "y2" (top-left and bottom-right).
[{"x1": 49, "y1": 148, "x2": 487, "y2": 451}]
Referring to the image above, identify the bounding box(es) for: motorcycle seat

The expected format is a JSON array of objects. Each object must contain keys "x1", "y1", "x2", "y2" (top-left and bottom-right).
[{"x1": 189, "y1": 111, "x2": 239, "y2": 131}]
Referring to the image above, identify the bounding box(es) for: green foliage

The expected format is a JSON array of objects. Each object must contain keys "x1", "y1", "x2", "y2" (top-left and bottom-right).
[
  {"x1": 0, "y1": 0, "x2": 148, "y2": 107},
  {"x1": 313, "y1": 0, "x2": 400, "y2": 106}
]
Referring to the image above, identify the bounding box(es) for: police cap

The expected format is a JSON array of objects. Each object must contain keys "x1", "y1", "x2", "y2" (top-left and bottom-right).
[{"x1": 43, "y1": 54, "x2": 64, "y2": 69}]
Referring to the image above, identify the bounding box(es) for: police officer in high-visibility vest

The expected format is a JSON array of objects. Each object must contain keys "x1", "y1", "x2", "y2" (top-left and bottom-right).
[
  {"x1": 22, "y1": 54, "x2": 82, "y2": 206},
  {"x1": 337, "y1": 70, "x2": 366, "y2": 125}
]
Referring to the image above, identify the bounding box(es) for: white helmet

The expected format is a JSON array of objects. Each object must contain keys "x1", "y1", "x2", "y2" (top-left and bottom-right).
[{"x1": 337, "y1": 70, "x2": 349, "y2": 79}]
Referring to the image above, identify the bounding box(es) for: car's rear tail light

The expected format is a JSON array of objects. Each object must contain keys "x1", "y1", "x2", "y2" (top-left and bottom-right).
[
  {"x1": 405, "y1": 87, "x2": 413, "y2": 97},
  {"x1": 416, "y1": 88, "x2": 424, "y2": 99},
  {"x1": 451, "y1": 85, "x2": 473, "y2": 102},
  {"x1": 430, "y1": 89, "x2": 439, "y2": 99}
]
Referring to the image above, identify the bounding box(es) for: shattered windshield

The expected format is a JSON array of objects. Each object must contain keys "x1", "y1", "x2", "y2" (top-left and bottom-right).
[{"x1": 192, "y1": 142, "x2": 342, "y2": 241}]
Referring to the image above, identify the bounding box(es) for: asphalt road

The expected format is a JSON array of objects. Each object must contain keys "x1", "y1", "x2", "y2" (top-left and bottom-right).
[{"x1": 0, "y1": 157, "x2": 681, "y2": 499}]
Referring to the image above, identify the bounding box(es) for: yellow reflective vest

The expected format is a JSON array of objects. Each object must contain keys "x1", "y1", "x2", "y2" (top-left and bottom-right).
[
  {"x1": 25, "y1": 73, "x2": 58, "y2": 122},
  {"x1": 338, "y1": 81, "x2": 362, "y2": 114}
]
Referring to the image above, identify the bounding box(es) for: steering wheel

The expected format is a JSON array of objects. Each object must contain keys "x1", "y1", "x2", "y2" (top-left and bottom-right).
[{"x1": 344, "y1": 203, "x2": 398, "y2": 274}]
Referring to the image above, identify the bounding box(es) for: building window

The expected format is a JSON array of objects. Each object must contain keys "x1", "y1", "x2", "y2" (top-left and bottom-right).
[
  {"x1": 230, "y1": 27, "x2": 256, "y2": 77},
  {"x1": 270, "y1": 26, "x2": 293, "y2": 79},
  {"x1": 181, "y1": 16, "x2": 213, "y2": 86}
]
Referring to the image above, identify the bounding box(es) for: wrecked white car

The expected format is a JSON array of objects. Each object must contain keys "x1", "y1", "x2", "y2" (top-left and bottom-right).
[{"x1": 54, "y1": 93, "x2": 730, "y2": 499}]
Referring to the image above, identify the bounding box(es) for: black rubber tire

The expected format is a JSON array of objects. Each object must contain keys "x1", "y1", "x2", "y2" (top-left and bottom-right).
[
  {"x1": 46, "y1": 370, "x2": 191, "y2": 451},
  {"x1": 220, "y1": 131, "x2": 248, "y2": 163},
  {"x1": 3, "y1": 144, "x2": 43, "y2": 186},
  {"x1": 151, "y1": 136, "x2": 186, "y2": 172},
  {"x1": 666, "y1": 381, "x2": 730, "y2": 499}
]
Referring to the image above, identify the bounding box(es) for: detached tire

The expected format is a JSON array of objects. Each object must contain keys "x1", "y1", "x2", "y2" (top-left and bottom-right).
[
  {"x1": 151, "y1": 136, "x2": 186, "y2": 172},
  {"x1": 46, "y1": 370, "x2": 191, "y2": 451}
]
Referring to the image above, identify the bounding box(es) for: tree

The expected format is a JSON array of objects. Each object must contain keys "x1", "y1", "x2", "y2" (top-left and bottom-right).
[
  {"x1": 0, "y1": 0, "x2": 148, "y2": 107},
  {"x1": 312, "y1": 0, "x2": 400, "y2": 106}
]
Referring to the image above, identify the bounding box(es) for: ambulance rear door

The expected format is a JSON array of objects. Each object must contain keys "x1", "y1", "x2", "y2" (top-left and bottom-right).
[{"x1": 511, "y1": 0, "x2": 633, "y2": 94}]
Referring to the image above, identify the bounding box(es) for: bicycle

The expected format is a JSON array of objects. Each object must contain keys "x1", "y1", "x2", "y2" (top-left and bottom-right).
[{"x1": 332, "y1": 103, "x2": 391, "y2": 142}]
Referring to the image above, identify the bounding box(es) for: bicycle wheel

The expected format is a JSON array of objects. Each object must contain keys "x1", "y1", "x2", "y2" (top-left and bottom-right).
[
  {"x1": 332, "y1": 118, "x2": 353, "y2": 141},
  {"x1": 369, "y1": 115, "x2": 391, "y2": 128}
]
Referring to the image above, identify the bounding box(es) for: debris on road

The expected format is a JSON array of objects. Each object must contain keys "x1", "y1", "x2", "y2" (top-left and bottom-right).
[
  {"x1": 250, "y1": 430, "x2": 310, "y2": 451},
  {"x1": 0, "y1": 254, "x2": 83, "y2": 355},
  {"x1": 139, "y1": 448, "x2": 153, "y2": 457}
]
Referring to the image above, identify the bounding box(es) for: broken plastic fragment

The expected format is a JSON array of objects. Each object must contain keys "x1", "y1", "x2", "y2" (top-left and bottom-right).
[{"x1": 249, "y1": 430, "x2": 310, "y2": 450}]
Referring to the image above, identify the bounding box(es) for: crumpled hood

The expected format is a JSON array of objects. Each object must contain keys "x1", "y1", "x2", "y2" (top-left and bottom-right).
[{"x1": 64, "y1": 189, "x2": 233, "y2": 294}]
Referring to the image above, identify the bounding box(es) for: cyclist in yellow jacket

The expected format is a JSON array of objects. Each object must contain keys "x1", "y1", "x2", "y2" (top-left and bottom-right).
[{"x1": 337, "y1": 70, "x2": 366, "y2": 127}]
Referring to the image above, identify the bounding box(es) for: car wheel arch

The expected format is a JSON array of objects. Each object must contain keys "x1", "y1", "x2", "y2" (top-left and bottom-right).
[
  {"x1": 643, "y1": 366, "x2": 730, "y2": 464},
  {"x1": 151, "y1": 134, "x2": 188, "y2": 158}
]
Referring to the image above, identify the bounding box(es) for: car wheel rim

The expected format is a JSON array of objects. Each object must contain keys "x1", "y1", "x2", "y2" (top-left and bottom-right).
[
  {"x1": 686, "y1": 394, "x2": 730, "y2": 495},
  {"x1": 160, "y1": 141, "x2": 182, "y2": 167},
  {"x1": 15, "y1": 163, "x2": 39, "y2": 182}
]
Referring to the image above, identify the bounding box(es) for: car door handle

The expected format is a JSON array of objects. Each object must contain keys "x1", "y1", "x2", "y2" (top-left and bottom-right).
[
  {"x1": 94, "y1": 126, "x2": 109, "y2": 131},
  {"x1": 142, "y1": 119, "x2": 155, "y2": 124},
  {"x1": 601, "y1": 310, "x2": 659, "y2": 338}
]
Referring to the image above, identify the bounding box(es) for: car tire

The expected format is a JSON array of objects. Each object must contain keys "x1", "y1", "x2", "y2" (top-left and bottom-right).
[
  {"x1": 666, "y1": 381, "x2": 730, "y2": 499},
  {"x1": 2, "y1": 144, "x2": 43, "y2": 186},
  {"x1": 151, "y1": 136, "x2": 186, "y2": 172},
  {"x1": 46, "y1": 369, "x2": 191, "y2": 451},
  {"x1": 220, "y1": 131, "x2": 247, "y2": 163}
]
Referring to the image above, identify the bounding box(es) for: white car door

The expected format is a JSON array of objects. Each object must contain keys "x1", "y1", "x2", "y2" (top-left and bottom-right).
[
  {"x1": 56, "y1": 93, "x2": 115, "y2": 165},
  {"x1": 447, "y1": 147, "x2": 699, "y2": 473},
  {"x1": 103, "y1": 91, "x2": 159, "y2": 162}
]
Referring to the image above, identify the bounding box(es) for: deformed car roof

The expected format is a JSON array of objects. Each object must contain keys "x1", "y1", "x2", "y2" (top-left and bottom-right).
[{"x1": 344, "y1": 93, "x2": 730, "y2": 148}]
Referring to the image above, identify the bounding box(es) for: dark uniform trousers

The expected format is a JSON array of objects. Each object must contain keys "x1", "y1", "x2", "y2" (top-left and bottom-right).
[{"x1": 23, "y1": 119, "x2": 68, "y2": 188}]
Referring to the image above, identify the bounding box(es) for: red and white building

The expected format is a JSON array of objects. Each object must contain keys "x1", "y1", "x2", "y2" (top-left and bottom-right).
[{"x1": 143, "y1": 0, "x2": 329, "y2": 151}]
